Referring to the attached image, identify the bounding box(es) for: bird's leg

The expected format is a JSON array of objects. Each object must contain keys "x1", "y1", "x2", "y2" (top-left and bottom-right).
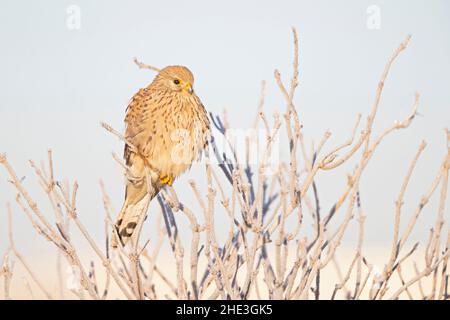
[{"x1": 159, "y1": 175, "x2": 173, "y2": 186}]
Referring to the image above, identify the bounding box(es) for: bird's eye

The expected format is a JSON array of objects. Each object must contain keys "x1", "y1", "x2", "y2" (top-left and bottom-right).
[{"x1": 173, "y1": 79, "x2": 180, "y2": 85}]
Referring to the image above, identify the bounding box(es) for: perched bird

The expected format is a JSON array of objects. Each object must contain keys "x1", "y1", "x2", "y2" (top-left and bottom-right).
[{"x1": 111, "y1": 65, "x2": 210, "y2": 248}]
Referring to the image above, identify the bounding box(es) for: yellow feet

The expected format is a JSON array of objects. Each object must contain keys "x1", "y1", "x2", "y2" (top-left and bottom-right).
[{"x1": 159, "y1": 175, "x2": 173, "y2": 186}]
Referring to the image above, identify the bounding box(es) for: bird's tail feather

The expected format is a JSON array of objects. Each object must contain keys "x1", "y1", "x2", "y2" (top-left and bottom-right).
[
  {"x1": 111, "y1": 168, "x2": 160, "y2": 249},
  {"x1": 111, "y1": 200, "x2": 148, "y2": 248}
]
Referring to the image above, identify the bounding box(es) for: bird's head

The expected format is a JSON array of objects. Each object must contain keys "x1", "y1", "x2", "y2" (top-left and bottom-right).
[{"x1": 155, "y1": 65, "x2": 195, "y2": 95}]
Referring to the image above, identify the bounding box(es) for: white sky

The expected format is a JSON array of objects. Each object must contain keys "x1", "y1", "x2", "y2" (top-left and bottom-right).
[{"x1": 0, "y1": 0, "x2": 449, "y2": 257}]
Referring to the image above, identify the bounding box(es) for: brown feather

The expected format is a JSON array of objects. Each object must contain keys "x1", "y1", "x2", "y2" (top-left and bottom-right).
[{"x1": 111, "y1": 65, "x2": 210, "y2": 248}]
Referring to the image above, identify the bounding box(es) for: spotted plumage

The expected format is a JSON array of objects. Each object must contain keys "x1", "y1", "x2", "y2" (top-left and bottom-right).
[{"x1": 111, "y1": 65, "x2": 210, "y2": 248}]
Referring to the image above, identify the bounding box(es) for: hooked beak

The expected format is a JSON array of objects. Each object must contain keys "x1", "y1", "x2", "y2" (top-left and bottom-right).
[{"x1": 184, "y1": 83, "x2": 194, "y2": 94}]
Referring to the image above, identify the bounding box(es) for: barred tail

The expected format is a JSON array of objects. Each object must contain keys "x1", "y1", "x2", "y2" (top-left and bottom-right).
[
  {"x1": 111, "y1": 168, "x2": 160, "y2": 249},
  {"x1": 111, "y1": 202, "x2": 143, "y2": 248}
]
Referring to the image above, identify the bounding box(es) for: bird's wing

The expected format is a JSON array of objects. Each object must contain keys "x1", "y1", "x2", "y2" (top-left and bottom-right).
[
  {"x1": 112, "y1": 88, "x2": 163, "y2": 249},
  {"x1": 123, "y1": 87, "x2": 156, "y2": 166}
]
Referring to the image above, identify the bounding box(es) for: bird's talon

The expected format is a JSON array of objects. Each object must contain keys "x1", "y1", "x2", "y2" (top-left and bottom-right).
[{"x1": 159, "y1": 175, "x2": 173, "y2": 186}]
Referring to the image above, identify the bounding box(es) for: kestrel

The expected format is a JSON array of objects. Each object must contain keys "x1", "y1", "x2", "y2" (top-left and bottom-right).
[{"x1": 111, "y1": 65, "x2": 210, "y2": 248}]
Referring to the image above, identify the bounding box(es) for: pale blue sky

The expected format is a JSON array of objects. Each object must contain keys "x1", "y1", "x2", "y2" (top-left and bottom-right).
[{"x1": 0, "y1": 0, "x2": 449, "y2": 256}]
